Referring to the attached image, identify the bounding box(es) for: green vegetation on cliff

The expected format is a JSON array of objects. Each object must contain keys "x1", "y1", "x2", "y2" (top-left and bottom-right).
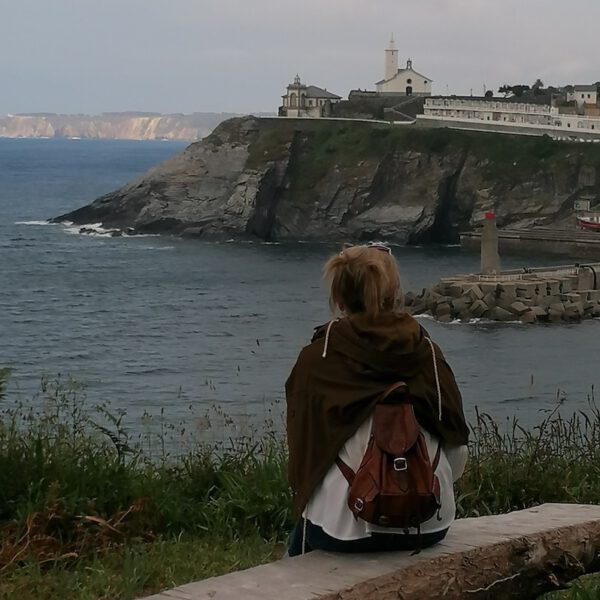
[
  {"x1": 2, "y1": 369, "x2": 600, "y2": 599},
  {"x1": 244, "y1": 118, "x2": 600, "y2": 179}
]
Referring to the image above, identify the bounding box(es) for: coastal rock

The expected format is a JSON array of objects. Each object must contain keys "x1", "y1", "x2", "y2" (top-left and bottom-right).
[{"x1": 54, "y1": 116, "x2": 600, "y2": 241}]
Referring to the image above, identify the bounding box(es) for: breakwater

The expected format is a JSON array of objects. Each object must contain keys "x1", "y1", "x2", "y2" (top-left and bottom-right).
[
  {"x1": 407, "y1": 263, "x2": 600, "y2": 323},
  {"x1": 461, "y1": 228, "x2": 600, "y2": 260}
]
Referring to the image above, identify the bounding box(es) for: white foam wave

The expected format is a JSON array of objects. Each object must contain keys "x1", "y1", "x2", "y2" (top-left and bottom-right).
[
  {"x1": 61, "y1": 222, "x2": 160, "y2": 239},
  {"x1": 415, "y1": 313, "x2": 523, "y2": 326},
  {"x1": 139, "y1": 245, "x2": 175, "y2": 251},
  {"x1": 63, "y1": 222, "x2": 114, "y2": 237},
  {"x1": 15, "y1": 220, "x2": 53, "y2": 226}
]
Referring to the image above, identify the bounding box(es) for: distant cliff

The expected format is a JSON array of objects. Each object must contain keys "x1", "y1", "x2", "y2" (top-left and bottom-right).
[
  {"x1": 0, "y1": 112, "x2": 260, "y2": 141},
  {"x1": 54, "y1": 116, "x2": 600, "y2": 243}
]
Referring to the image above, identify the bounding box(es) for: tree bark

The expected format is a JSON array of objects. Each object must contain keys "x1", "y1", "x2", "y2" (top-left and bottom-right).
[{"x1": 328, "y1": 520, "x2": 600, "y2": 600}]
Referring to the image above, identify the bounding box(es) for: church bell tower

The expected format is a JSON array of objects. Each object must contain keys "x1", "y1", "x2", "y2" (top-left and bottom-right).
[{"x1": 384, "y1": 34, "x2": 398, "y2": 81}]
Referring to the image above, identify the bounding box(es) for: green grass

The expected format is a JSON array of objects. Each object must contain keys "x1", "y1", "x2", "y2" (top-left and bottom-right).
[
  {"x1": 2, "y1": 371, "x2": 600, "y2": 599},
  {"x1": 1, "y1": 534, "x2": 284, "y2": 600},
  {"x1": 541, "y1": 574, "x2": 600, "y2": 600},
  {"x1": 244, "y1": 118, "x2": 600, "y2": 192}
]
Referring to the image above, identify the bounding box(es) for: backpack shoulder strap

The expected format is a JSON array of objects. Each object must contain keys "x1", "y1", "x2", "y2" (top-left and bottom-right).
[{"x1": 335, "y1": 456, "x2": 356, "y2": 486}]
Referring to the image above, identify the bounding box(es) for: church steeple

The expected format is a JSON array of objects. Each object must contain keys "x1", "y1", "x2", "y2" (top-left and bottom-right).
[{"x1": 384, "y1": 34, "x2": 398, "y2": 81}]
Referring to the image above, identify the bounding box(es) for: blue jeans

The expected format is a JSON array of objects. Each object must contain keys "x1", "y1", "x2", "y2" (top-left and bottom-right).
[{"x1": 287, "y1": 518, "x2": 448, "y2": 557}]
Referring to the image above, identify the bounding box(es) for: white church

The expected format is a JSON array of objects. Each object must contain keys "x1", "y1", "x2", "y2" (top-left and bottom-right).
[
  {"x1": 375, "y1": 36, "x2": 432, "y2": 97},
  {"x1": 279, "y1": 38, "x2": 432, "y2": 118}
]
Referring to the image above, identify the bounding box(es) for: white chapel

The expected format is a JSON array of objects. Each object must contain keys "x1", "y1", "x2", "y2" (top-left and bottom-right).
[{"x1": 375, "y1": 36, "x2": 432, "y2": 96}]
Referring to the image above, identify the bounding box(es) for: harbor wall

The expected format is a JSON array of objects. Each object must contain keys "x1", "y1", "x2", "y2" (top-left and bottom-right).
[
  {"x1": 407, "y1": 264, "x2": 600, "y2": 323},
  {"x1": 460, "y1": 230, "x2": 600, "y2": 260}
]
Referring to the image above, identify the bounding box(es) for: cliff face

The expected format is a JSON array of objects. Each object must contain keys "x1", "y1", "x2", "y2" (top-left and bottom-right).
[
  {"x1": 0, "y1": 112, "x2": 246, "y2": 141},
  {"x1": 55, "y1": 117, "x2": 600, "y2": 242}
]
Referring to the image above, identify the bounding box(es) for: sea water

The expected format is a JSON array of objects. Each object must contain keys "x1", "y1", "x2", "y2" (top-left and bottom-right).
[{"x1": 1, "y1": 137, "x2": 599, "y2": 437}]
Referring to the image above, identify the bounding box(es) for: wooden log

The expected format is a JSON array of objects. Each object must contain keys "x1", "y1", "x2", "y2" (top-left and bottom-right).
[
  {"x1": 330, "y1": 519, "x2": 600, "y2": 600},
  {"x1": 140, "y1": 504, "x2": 600, "y2": 600}
]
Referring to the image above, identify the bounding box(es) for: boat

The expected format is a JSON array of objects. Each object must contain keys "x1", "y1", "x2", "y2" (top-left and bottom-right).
[{"x1": 577, "y1": 215, "x2": 600, "y2": 230}]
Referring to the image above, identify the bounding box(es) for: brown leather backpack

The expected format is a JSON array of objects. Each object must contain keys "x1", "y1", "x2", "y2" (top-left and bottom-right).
[{"x1": 336, "y1": 382, "x2": 442, "y2": 530}]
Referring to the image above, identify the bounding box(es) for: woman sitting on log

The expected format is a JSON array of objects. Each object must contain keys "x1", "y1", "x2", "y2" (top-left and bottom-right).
[{"x1": 286, "y1": 243, "x2": 469, "y2": 556}]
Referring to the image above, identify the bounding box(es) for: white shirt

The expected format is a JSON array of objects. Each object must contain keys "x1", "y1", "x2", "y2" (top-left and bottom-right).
[{"x1": 303, "y1": 415, "x2": 468, "y2": 540}]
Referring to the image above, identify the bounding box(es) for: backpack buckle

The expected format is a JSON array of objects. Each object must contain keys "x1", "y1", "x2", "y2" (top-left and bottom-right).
[
  {"x1": 354, "y1": 498, "x2": 364, "y2": 512},
  {"x1": 393, "y1": 457, "x2": 408, "y2": 471}
]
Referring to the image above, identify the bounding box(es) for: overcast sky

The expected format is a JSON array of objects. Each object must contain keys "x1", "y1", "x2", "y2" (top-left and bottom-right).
[{"x1": 1, "y1": 0, "x2": 599, "y2": 115}]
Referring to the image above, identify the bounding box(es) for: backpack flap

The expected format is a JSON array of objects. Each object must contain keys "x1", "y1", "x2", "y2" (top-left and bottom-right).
[{"x1": 373, "y1": 402, "x2": 420, "y2": 455}]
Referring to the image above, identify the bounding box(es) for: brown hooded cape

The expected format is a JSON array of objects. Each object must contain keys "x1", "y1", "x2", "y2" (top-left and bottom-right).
[{"x1": 285, "y1": 312, "x2": 469, "y2": 517}]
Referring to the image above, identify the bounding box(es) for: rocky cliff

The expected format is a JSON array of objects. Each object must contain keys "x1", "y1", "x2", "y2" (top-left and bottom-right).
[
  {"x1": 54, "y1": 116, "x2": 600, "y2": 242},
  {"x1": 0, "y1": 112, "x2": 249, "y2": 141}
]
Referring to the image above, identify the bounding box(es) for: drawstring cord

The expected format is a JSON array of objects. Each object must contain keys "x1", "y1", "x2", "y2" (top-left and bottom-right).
[
  {"x1": 321, "y1": 319, "x2": 338, "y2": 358},
  {"x1": 301, "y1": 515, "x2": 307, "y2": 555},
  {"x1": 425, "y1": 337, "x2": 442, "y2": 421}
]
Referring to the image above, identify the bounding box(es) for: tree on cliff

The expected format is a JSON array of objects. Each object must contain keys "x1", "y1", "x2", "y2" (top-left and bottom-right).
[{"x1": 498, "y1": 84, "x2": 531, "y2": 98}]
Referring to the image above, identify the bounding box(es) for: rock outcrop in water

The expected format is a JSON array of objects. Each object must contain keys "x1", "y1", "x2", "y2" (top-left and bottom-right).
[{"x1": 54, "y1": 116, "x2": 600, "y2": 242}]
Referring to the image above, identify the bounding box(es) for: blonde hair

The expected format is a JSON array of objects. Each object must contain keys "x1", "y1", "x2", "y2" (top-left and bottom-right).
[{"x1": 322, "y1": 245, "x2": 403, "y2": 319}]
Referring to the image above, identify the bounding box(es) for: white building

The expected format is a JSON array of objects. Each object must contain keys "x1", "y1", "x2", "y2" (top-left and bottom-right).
[
  {"x1": 279, "y1": 75, "x2": 341, "y2": 118},
  {"x1": 571, "y1": 85, "x2": 598, "y2": 110},
  {"x1": 420, "y1": 96, "x2": 600, "y2": 139},
  {"x1": 375, "y1": 37, "x2": 432, "y2": 96}
]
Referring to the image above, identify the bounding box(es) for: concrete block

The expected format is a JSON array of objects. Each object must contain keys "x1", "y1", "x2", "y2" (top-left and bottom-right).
[
  {"x1": 565, "y1": 275, "x2": 579, "y2": 291},
  {"x1": 449, "y1": 283, "x2": 464, "y2": 298},
  {"x1": 578, "y1": 269, "x2": 595, "y2": 291},
  {"x1": 565, "y1": 302, "x2": 584, "y2": 319},
  {"x1": 496, "y1": 295, "x2": 516, "y2": 310},
  {"x1": 558, "y1": 278, "x2": 572, "y2": 293},
  {"x1": 592, "y1": 305, "x2": 600, "y2": 317},
  {"x1": 470, "y1": 300, "x2": 488, "y2": 317},
  {"x1": 531, "y1": 306, "x2": 548, "y2": 318},
  {"x1": 548, "y1": 309, "x2": 564, "y2": 322},
  {"x1": 545, "y1": 280, "x2": 561, "y2": 295},
  {"x1": 586, "y1": 290, "x2": 600, "y2": 302},
  {"x1": 480, "y1": 282, "x2": 499, "y2": 295},
  {"x1": 465, "y1": 285, "x2": 484, "y2": 301},
  {"x1": 537, "y1": 295, "x2": 557, "y2": 308},
  {"x1": 490, "y1": 306, "x2": 514, "y2": 321},
  {"x1": 451, "y1": 297, "x2": 471, "y2": 313},
  {"x1": 498, "y1": 282, "x2": 516, "y2": 295},
  {"x1": 437, "y1": 313, "x2": 453, "y2": 323},
  {"x1": 549, "y1": 302, "x2": 565, "y2": 314},
  {"x1": 516, "y1": 282, "x2": 537, "y2": 298},
  {"x1": 509, "y1": 301, "x2": 530, "y2": 316},
  {"x1": 520, "y1": 310, "x2": 536, "y2": 324},
  {"x1": 435, "y1": 302, "x2": 452, "y2": 317},
  {"x1": 482, "y1": 292, "x2": 496, "y2": 308},
  {"x1": 404, "y1": 291, "x2": 416, "y2": 307},
  {"x1": 562, "y1": 293, "x2": 582, "y2": 304}
]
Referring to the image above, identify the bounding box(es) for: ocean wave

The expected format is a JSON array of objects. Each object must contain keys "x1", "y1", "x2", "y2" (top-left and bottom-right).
[
  {"x1": 15, "y1": 220, "x2": 54, "y2": 226},
  {"x1": 414, "y1": 314, "x2": 523, "y2": 326},
  {"x1": 62, "y1": 222, "x2": 157, "y2": 239}
]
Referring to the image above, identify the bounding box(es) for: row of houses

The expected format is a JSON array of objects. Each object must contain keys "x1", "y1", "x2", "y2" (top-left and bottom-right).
[{"x1": 419, "y1": 86, "x2": 600, "y2": 138}]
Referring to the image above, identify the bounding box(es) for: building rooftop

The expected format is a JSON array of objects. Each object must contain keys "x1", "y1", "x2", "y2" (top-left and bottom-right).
[
  {"x1": 375, "y1": 68, "x2": 432, "y2": 85},
  {"x1": 574, "y1": 85, "x2": 598, "y2": 92},
  {"x1": 304, "y1": 85, "x2": 341, "y2": 99}
]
